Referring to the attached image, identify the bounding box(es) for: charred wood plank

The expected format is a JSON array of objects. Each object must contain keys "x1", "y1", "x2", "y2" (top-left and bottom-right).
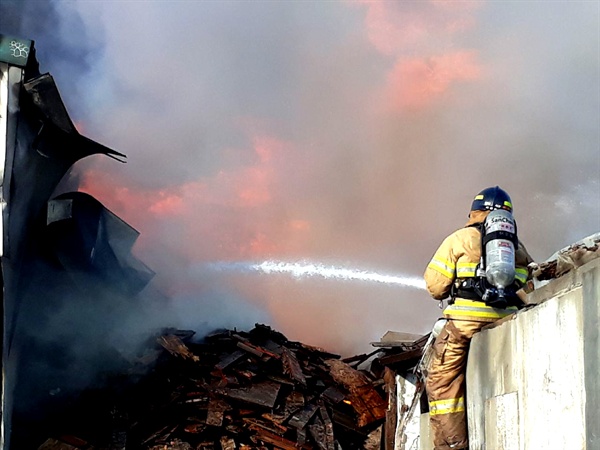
[
  {"x1": 319, "y1": 405, "x2": 335, "y2": 450},
  {"x1": 325, "y1": 359, "x2": 372, "y2": 387},
  {"x1": 266, "y1": 374, "x2": 296, "y2": 386},
  {"x1": 288, "y1": 404, "x2": 318, "y2": 430},
  {"x1": 184, "y1": 424, "x2": 206, "y2": 434},
  {"x1": 285, "y1": 390, "x2": 306, "y2": 416},
  {"x1": 261, "y1": 413, "x2": 294, "y2": 430},
  {"x1": 383, "y1": 367, "x2": 397, "y2": 450},
  {"x1": 148, "y1": 439, "x2": 193, "y2": 450},
  {"x1": 346, "y1": 388, "x2": 387, "y2": 428},
  {"x1": 263, "y1": 339, "x2": 284, "y2": 356},
  {"x1": 251, "y1": 427, "x2": 305, "y2": 450},
  {"x1": 329, "y1": 410, "x2": 361, "y2": 433},
  {"x1": 197, "y1": 442, "x2": 216, "y2": 450},
  {"x1": 237, "y1": 341, "x2": 264, "y2": 358},
  {"x1": 205, "y1": 329, "x2": 232, "y2": 339},
  {"x1": 245, "y1": 417, "x2": 287, "y2": 435},
  {"x1": 377, "y1": 348, "x2": 423, "y2": 366},
  {"x1": 325, "y1": 359, "x2": 386, "y2": 427},
  {"x1": 220, "y1": 437, "x2": 236, "y2": 450},
  {"x1": 219, "y1": 380, "x2": 281, "y2": 408},
  {"x1": 232, "y1": 333, "x2": 250, "y2": 343},
  {"x1": 149, "y1": 438, "x2": 192, "y2": 450},
  {"x1": 235, "y1": 338, "x2": 282, "y2": 360},
  {"x1": 207, "y1": 398, "x2": 230, "y2": 427},
  {"x1": 235, "y1": 369, "x2": 257, "y2": 381},
  {"x1": 320, "y1": 387, "x2": 345, "y2": 404},
  {"x1": 309, "y1": 416, "x2": 326, "y2": 449},
  {"x1": 282, "y1": 348, "x2": 307, "y2": 386},
  {"x1": 269, "y1": 390, "x2": 306, "y2": 423},
  {"x1": 215, "y1": 350, "x2": 246, "y2": 371},
  {"x1": 157, "y1": 334, "x2": 199, "y2": 362},
  {"x1": 297, "y1": 429, "x2": 307, "y2": 446}
]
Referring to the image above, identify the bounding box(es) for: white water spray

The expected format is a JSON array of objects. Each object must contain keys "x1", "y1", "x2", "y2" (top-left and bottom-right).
[{"x1": 206, "y1": 260, "x2": 426, "y2": 290}]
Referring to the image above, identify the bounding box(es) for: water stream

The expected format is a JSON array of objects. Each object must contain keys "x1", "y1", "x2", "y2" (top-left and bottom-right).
[{"x1": 205, "y1": 260, "x2": 426, "y2": 290}]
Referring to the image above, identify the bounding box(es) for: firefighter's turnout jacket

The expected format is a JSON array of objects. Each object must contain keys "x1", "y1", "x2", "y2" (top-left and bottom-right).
[{"x1": 423, "y1": 210, "x2": 533, "y2": 450}]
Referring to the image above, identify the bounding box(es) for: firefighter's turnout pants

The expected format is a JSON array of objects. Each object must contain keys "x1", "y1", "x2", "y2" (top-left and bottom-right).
[{"x1": 425, "y1": 318, "x2": 488, "y2": 450}]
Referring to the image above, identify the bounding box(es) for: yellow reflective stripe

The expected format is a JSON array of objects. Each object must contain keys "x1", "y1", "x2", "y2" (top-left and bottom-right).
[
  {"x1": 515, "y1": 268, "x2": 528, "y2": 283},
  {"x1": 504, "y1": 200, "x2": 512, "y2": 209},
  {"x1": 429, "y1": 397, "x2": 465, "y2": 416},
  {"x1": 428, "y1": 257, "x2": 455, "y2": 278},
  {"x1": 454, "y1": 299, "x2": 488, "y2": 307},
  {"x1": 444, "y1": 308, "x2": 515, "y2": 320},
  {"x1": 444, "y1": 300, "x2": 518, "y2": 320},
  {"x1": 456, "y1": 262, "x2": 477, "y2": 277},
  {"x1": 474, "y1": 194, "x2": 484, "y2": 200}
]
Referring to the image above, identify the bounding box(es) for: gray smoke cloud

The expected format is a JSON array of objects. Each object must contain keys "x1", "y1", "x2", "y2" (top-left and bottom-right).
[{"x1": 2, "y1": 1, "x2": 598, "y2": 355}]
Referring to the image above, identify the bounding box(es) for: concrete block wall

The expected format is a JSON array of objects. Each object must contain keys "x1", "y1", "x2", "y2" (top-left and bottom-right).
[{"x1": 465, "y1": 258, "x2": 599, "y2": 449}]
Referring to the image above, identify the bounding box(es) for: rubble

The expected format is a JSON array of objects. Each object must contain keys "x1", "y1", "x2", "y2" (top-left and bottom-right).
[
  {"x1": 369, "y1": 332, "x2": 430, "y2": 450},
  {"x1": 533, "y1": 233, "x2": 600, "y2": 281},
  {"x1": 36, "y1": 324, "x2": 400, "y2": 450}
]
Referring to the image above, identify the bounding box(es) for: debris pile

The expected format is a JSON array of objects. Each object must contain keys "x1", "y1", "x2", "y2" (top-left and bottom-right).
[
  {"x1": 38, "y1": 325, "x2": 390, "y2": 450},
  {"x1": 369, "y1": 331, "x2": 429, "y2": 449},
  {"x1": 533, "y1": 233, "x2": 600, "y2": 281}
]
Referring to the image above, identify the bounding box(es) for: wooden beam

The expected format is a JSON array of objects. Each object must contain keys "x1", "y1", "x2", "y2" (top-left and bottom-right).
[
  {"x1": 282, "y1": 348, "x2": 307, "y2": 386},
  {"x1": 383, "y1": 367, "x2": 397, "y2": 450},
  {"x1": 219, "y1": 381, "x2": 281, "y2": 409},
  {"x1": 157, "y1": 334, "x2": 199, "y2": 362},
  {"x1": 325, "y1": 359, "x2": 387, "y2": 427}
]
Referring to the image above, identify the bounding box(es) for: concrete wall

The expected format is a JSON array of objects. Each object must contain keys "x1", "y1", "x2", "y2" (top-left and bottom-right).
[{"x1": 466, "y1": 258, "x2": 599, "y2": 449}]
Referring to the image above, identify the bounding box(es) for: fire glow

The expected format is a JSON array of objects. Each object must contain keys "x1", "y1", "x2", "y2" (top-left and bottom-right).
[{"x1": 207, "y1": 260, "x2": 426, "y2": 290}]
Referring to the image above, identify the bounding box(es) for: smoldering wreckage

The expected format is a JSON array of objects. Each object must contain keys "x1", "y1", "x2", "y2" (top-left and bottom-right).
[
  {"x1": 0, "y1": 34, "x2": 425, "y2": 450},
  {"x1": 1, "y1": 36, "x2": 599, "y2": 450}
]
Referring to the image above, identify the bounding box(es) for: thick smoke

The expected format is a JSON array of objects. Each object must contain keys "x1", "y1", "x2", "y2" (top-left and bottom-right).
[{"x1": 2, "y1": 1, "x2": 599, "y2": 357}]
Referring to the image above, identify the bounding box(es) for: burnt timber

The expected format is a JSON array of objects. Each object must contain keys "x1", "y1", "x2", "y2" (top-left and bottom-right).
[{"x1": 33, "y1": 324, "x2": 394, "y2": 449}]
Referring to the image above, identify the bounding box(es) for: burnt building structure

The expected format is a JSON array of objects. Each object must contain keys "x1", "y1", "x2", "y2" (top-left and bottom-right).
[{"x1": 0, "y1": 34, "x2": 154, "y2": 448}]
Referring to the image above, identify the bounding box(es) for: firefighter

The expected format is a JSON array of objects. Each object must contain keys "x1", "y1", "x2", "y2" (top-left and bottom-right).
[{"x1": 423, "y1": 186, "x2": 533, "y2": 450}]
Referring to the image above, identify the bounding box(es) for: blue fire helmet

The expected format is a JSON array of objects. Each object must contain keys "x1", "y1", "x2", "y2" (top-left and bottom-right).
[{"x1": 471, "y1": 186, "x2": 513, "y2": 213}]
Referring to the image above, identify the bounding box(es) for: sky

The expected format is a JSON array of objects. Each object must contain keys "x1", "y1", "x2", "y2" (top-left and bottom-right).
[{"x1": 2, "y1": 0, "x2": 599, "y2": 355}]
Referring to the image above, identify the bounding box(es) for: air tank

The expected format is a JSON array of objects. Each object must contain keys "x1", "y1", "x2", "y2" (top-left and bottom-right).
[{"x1": 484, "y1": 209, "x2": 516, "y2": 293}]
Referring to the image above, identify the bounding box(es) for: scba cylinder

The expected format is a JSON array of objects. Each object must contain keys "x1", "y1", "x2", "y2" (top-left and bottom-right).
[{"x1": 484, "y1": 209, "x2": 516, "y2": 290}]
